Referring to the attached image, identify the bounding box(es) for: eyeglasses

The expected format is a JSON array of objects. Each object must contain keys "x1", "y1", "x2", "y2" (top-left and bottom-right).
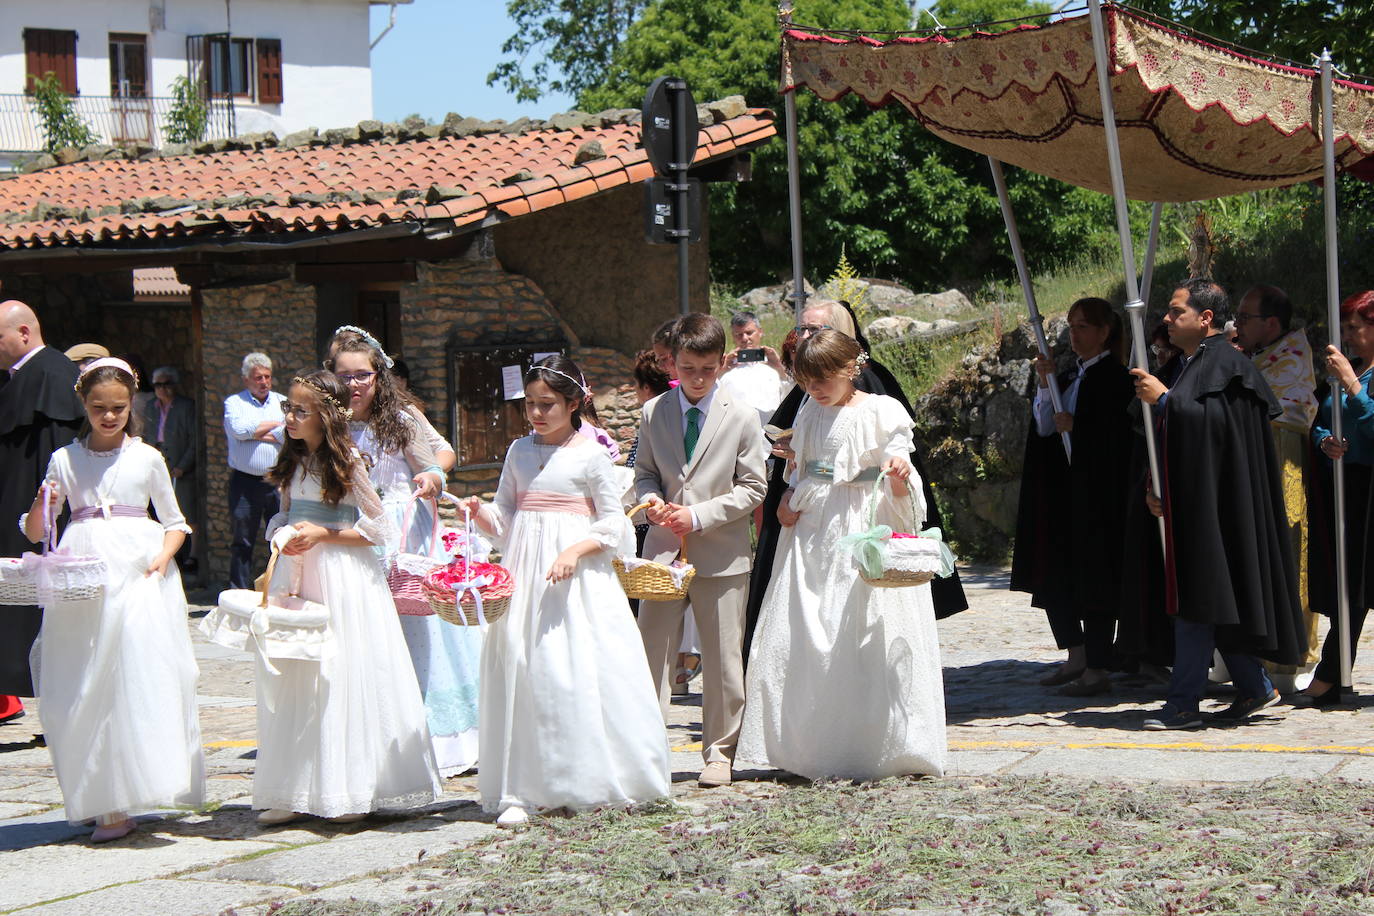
[
  {"x1": 337, "y1": 371, "x2": 376, "y2": 386},
  {"x1": 1233, "y1": 313, "x2": 1270, "y2": 325},
  {"x1": 280, "y1": 402, "x2": 315, "y2": 421},
  {"x1": 153, "y1": 381, "x2": 174, "y2": 388},
  {"x1": 796, "y1": 324, "x2": 831, "y2": 337}
]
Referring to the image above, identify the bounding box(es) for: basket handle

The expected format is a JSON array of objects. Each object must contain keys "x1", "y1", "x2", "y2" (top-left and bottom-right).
[
  {"x1": 864, "y1": 466, "x2": 922, "y2": 534},
  {"x1": 626, "y1": 500, "x2": 688, "y2": 564},
  {"x1": 258, "y1": 544, "x2": 283, "y2": 609}
]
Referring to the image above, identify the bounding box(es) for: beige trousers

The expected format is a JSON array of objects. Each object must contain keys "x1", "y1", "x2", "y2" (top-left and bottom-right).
[{"x1": 638, "y1": 572, "x2": 749, "y2": 765}]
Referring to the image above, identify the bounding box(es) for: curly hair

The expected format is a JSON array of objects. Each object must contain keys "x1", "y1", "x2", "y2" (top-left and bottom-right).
[
  {"x1": 267, "y1": 370, "x2": 359, "y2": 507},
  {"x1": 326, "y1": 334, "x2": 414, "y2": 453},
  {"x1": 75, "y1": 364, "x2": 143, "y2": 439}
]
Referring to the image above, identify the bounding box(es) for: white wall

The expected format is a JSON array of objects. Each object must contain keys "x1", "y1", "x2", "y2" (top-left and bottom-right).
[{"x1": 0, "y1": 0, "x2": 373, "y2": 141}]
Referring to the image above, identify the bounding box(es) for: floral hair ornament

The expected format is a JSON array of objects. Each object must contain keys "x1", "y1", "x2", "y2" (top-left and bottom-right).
[
  {"x1": 332, "y1": 324, "x2": 395, "y2": 369},
  {"x1": 533, "y1": 365, "x2": 592, "y2": 398},
  {"x1": 74, "y1": 357, "x2": 139, "y2": 392},
  {"x1": 293, "y1": 376, "x2": 355, "y2": 419}
]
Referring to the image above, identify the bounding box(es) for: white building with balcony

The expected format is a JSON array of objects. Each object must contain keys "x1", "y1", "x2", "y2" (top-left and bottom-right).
[{"x1": 0, "y1": 0, "x2": 407, "y2": 163}]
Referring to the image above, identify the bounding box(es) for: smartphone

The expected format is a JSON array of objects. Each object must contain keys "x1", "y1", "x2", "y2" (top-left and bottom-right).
[{"x1": 737, "y1": 348, "x2": 766, "y2": 363}]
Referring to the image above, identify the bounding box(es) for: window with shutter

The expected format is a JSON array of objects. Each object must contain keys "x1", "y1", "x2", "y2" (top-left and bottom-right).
[
  {"x1": 23, "y1": 28, "x2": 78, "y2": 94},
  {"x1": 256, "y1": 39, "x2": 283, "y2": 104}
]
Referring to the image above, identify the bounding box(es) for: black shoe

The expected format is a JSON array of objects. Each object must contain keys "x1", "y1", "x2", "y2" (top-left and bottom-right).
[
  {"x1": 1212, "y1": 689, "x2": 1282, "y2": 721},
  {"x1": 0, "y1": 709, "x2": 24, "y2": 725},
  {"x1": 1291, "y1": 688, "x2": 1347, "y2": 708},
  {"x1": 1142, "y1": 706, "x2": 1204, "y2": 730}
]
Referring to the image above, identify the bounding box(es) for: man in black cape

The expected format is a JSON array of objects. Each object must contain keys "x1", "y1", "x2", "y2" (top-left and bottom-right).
[
  {"x1": 1130, "y1": 279, "x2": 1306, "y2": 730},
  {"x1": 0, "y1": 301, "x2": 84, "y2": 699},
  {"x1": 742, "y1": 299, "x2": 968, "y2": 666}
]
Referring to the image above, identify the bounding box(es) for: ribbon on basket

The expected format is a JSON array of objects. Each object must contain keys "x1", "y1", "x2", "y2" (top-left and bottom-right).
[
  {"x1": 838, "y1": 524, "x2": 894, "y2": 580},
  {"x1": 913, "y1": 527, "x2": 957, "y2": 579},
  {"x1": 452, "y1": 572, "x2": 492, "y2": 633}
]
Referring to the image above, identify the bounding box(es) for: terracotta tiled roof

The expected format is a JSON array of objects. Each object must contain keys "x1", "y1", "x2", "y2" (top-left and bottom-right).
[
  {"x1": 0, "y1": 110, "x2": 776, "y2": 253},
  {"x1": 133, "y1": 266, "x2": 191, "y2": 297}
]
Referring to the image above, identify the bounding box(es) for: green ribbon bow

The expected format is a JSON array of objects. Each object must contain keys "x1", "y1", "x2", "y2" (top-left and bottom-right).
[
  {"x1": 838, "y1": 524, "x2": 894, "y2": 580},
  {"x1": 917, "y1": 526, "x2": 957, "y2": 579}
]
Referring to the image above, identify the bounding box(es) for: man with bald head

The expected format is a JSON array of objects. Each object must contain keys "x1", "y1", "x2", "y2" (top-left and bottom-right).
[{"x1": 0, "y1": 300, "x2": 84, "y2": 711}]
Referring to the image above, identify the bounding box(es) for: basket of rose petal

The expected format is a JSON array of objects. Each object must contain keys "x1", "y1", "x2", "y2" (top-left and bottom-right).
[{"x1": 422, "y1": 511, "x2": 513, "y2": 626}]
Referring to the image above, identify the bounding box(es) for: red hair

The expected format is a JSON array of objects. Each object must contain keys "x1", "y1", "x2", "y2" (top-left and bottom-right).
[{"x1": 1340, "y1": 291, "x2": 1374, "y2": 323}]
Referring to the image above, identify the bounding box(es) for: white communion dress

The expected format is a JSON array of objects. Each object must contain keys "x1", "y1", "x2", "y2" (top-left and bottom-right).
[
  {"x1": 352, "y1": 415, "x2": 482, "y2": 776},
  {"x1": 738, "y1": 394, "x2": 947, "y2": 780},
  {"x1": 34, "y1": 437, "x2": 204, "y2": 823},
  {"x1": 254, "y1": 460, "x2": 441, "y2": 817},
  {"x1": 477, "y1": 436, "x2": 671, "y2": 813}
]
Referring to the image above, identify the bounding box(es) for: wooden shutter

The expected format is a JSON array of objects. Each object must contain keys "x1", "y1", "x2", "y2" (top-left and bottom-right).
[
  {"x1": 24, "y1": 29, "x2": 78, "y2": 94},
  {"x1": 256, "y1": 38, "x2": 282, "y2": 103}
]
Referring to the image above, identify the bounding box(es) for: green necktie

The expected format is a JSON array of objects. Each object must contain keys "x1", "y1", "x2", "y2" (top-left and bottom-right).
[{"x1": 684, "y1": 406, "x2": 702, "y2": 462}]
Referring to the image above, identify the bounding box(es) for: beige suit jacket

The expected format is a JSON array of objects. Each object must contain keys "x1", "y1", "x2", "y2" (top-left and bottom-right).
[{"x1": 634, "y1": 386, "x2": 768, "y2": 578}]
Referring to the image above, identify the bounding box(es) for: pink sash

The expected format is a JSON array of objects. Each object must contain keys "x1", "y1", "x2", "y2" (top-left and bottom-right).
[
  {"x1": 69, "y1": 504, "x2": 148, "y2": 523},
  {"x1": 516, "y1": 491, "x2": 594, "y2": 516}
]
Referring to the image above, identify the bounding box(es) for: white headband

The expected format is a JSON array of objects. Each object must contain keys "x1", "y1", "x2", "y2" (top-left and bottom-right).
[
  {"x1": 75, "y1": 357, "x2": 138, "y2": 389},
  {"x1": 333, "y1": 324, "x2": 394, "y2": 369},
  {"x1": 532, "y1": 365, "x2": 591, "y2": 396}
]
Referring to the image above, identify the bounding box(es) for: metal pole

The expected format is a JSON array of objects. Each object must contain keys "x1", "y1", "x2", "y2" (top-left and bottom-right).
[
  {"x1": 1086, "y1": 0, "x2": 1165, "y2": 547},
  {"x1": 673, "y1": 80, "x2": 691, "y2": 316},
  {"x1": 1140, "y1": 201, "x2": 1164, "y2": 309},
  {"x1": 783, "y1": 89, "x2": 808, "y2": 322},
  {"x1": 1320, "y1": 50, "x2": 1353, "y2": 692},
  {"x1": 988, "y1": 157, "x2": 1072, "y2": 462}
]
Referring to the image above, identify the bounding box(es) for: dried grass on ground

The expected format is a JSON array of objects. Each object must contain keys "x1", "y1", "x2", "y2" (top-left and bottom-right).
[{"x1": 272, "y1": 775, "x2": 1374, "y2": 915}]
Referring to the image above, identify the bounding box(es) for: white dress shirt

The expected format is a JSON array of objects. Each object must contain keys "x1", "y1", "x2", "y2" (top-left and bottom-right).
[
  {"x1": 1033, "y1": 351, "x2": 1109, "y2": 437},
  {"x1": 717, "y1": 362, "x2": 786, "y2": 424},
  {"x1": 223, "y1": 388, "x2": 286, "y2": 475},
  {"x1": 8, "y1": 344, "x2": 42, "y2": 377}
]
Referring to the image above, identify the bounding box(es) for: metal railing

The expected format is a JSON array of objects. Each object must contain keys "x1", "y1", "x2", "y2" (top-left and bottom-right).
[{"x1": 0, "y1": 93, "x2": 236, "y2": 154}]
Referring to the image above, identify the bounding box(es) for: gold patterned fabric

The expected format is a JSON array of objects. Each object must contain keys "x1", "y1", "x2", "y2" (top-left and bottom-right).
[{"x1": 780, "y1": 5, "x2": 1374, "y2": 201}]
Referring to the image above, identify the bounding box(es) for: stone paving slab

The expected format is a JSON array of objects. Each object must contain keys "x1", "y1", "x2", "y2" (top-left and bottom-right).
[
  {"x1": 1004, "y1": 746, "x2": 1346, "y2": 782},
  {"x1": 11, "y1": 878, "x2": 298, "y2": 916},
  {"x1": 194, "y1": 816, "x2": 492, "y2": 889}
]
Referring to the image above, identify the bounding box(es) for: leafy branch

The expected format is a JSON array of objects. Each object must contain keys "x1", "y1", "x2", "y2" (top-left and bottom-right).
[
  {"x1": 163, "y1": 76, "x2": 209, "y2": 145},
  {"x1": 28, "y1": 72, "x2": 96, "y2": 153}
]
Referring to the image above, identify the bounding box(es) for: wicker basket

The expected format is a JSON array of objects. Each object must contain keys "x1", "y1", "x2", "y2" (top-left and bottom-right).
[
  {"x1": 847, "y1": 470, "x2": 955, "y2": 589},
  {"x1": 0, "y1": 499, "x2": 106, "y2": 606},
  {"x1": 387, "y1": 492, "x2": 461, "y2": 616},
  {"x1": 613, "y1": 502, "x2": 696, "y2": 600},
  {"x1": 423, "y1": 563, "x2": 514, "y2": 627}
]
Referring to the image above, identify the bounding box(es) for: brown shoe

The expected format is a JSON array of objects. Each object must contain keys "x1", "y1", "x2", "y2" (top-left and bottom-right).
[
  {"x1": 698, "y1": 761, "x2": 733, "y2": 787},
  {"x1": 1057, "y1": 677, "x2": 1112, "y2": 697}
]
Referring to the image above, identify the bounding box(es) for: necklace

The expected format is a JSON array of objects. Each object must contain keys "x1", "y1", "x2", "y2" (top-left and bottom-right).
[{"x1": 535, "y1": 430, "x2": 578, "y2": 469}]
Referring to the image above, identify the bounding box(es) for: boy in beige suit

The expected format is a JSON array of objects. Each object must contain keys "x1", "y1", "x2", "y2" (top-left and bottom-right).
[{"x1": 635, "y1": 313, "x2": 768, "y2": 787}]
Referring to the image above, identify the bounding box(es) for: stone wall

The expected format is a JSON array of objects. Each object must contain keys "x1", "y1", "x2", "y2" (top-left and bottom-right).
[
  {"x1": 915, "y1": 318, "x2": 1070, "y2": 562},
  {"x1": 0, "y1": 271, "x2": 130, "y2": 351},
  {"x1": 494, "y1": 183, "x2": 706, "y2": 357},
  {"x1": 199, "y1": 276, "x2": 318, "y2": 584},
  {"x1": 99, "y1": 302, "x2": 194, "y2": 383}
]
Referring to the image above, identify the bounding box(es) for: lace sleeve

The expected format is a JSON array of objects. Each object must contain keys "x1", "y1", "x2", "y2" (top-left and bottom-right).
[
  {"x1": 349, "y1": 460, "x2": 397, "y2": 546},
  {"x1": 265, "y1": 482, "x2": 291, "y2": 541},
  {"x1": 586, "y1": 451, "x2": 633, "y2": 553},
  {"x1": 147, "y1": 446, "x2": 193, "y2": 534},
  {"x1": 401, "y1": 413, "x2": 445, "y2": 488},
  {"x1": 409, "y1": 404, "x2": 456, "y2": 459},
  {"x1": 477, "y1": 440, "x2": 519, "y2": 546}
]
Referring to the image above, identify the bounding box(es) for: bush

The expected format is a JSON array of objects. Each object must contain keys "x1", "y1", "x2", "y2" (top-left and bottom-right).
[{"x1": 29, "y1": 72, "x2": 95, "y2": 153}]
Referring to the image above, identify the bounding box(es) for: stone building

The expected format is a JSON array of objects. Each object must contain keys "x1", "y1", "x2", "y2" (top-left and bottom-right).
[{"x1": 0, "y1": 101, "x2": 776, "y2": 581}]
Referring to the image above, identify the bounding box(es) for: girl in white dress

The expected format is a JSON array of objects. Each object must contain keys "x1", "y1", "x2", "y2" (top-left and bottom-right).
[
  {"x1": 21, "y1": 358, "x2": 203, "y2": 843},
  {"x1": 330, "y1": 331, "x2": 482, "y2": 777},
  {"x1": 738, "y1": 331, "x2": 947, "y2": 780},
  {"x1": 465, "y1": 356, "x2": 670, "y2": 827},
  {"x1": 252, "y1": 370, "x2": 440, "y2": 825}
]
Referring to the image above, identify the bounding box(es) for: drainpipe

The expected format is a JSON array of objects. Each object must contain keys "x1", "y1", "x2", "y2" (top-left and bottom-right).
[{"x1": 371, "y1": 2, "x2": 400, "y2": 50}]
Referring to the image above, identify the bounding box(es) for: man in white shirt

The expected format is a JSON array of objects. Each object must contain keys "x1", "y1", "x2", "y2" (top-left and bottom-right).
[
  {"x1": 716, "y1": 311, "x2": 790, "y2": 425},
  {"x1": 223, "y1": 352, "x2": 285, "y2": 588}
]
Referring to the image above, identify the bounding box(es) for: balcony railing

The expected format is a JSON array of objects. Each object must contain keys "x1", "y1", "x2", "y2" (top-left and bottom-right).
[{"x1": 0, "y1": 94, "x2": 236, "y2": 155}]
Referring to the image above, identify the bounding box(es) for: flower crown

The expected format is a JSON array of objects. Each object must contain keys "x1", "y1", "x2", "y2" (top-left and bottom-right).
[
  {"x1": 333, "y1": 324, "x2": 394, "y2": 369},
  {"x1": 294, "y1": 376, "x2": 354, "y2": 418}
]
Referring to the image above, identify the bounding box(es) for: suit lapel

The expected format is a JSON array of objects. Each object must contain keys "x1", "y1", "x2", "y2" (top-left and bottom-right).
[
  {"x1": 685, "y1": 388, "x2": 728, "y2": 477},
  {"x1": 660, "y1": 390, "x2": 688, "y2": 471}
]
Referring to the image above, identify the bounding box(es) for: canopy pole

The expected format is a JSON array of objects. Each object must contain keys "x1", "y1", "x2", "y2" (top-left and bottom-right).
[
  {"x1": 1320, "y1": 49, "x2": 1353, "y2": 692},
  {"x1": 1140, "y1": 202, "x2": 1164, "y2": 309},
  {"x1": 988, "y1": 157, "x2": 1071, "y2": 462},
  {"x1": 1086, "y1": 0, "x2": 1165, "y2": 547},
  {"x1": 780, "y1": 1, "x2": 808, "y2": 322}
]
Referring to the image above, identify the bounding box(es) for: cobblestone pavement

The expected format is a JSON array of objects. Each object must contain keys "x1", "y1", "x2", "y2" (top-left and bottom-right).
[{"x1": 2, "y1": 569, "x2": 1369, "y2": 914}]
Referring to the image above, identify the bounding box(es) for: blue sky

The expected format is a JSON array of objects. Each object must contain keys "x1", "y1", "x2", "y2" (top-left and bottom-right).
[{"x1": 369, "y1": 3, "x2": 575, "y2": 123}]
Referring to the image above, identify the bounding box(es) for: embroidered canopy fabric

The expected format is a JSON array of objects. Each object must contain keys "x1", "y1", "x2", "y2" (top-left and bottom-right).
[{"x1": 780, "y1": 4, "x2": 1374, "y2": 201}]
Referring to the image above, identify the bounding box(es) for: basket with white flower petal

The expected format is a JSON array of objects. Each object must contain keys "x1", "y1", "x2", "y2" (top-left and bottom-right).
[{"x1": 839, "y1": 469, "x2": 957, "y2": 588}]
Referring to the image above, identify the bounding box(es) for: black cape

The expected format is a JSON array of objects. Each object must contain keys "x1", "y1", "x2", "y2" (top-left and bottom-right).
[
  {"x1": 1009, "y1": 358, "x2": 1135, "y2": 615},
  {"x1": 0, "y1": 346, "x2": 83, "y2": 696},
  {"x1": 1151, "y1": 335, "x2": 1306, "y2": 663},
  {"x1": 742, "y1": 356, "x2": 969, "y2": 666}
]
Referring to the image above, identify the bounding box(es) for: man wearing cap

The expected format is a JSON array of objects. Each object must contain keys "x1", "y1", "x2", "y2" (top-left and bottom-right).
[
  {"x1": 64, "y1": 342, "x2": 110, "y2": 372},
  {"x1": 223, "y1": 352, "x2": 285, "y2": 589},
  {"x1": 0, "y1": 301, "x2": 84, "y2": 713}
]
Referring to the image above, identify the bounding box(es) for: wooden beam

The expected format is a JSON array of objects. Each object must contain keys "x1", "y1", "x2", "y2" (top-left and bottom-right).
[{"x1": 294, "y1": 262, "x2": 417, "y2": 284}]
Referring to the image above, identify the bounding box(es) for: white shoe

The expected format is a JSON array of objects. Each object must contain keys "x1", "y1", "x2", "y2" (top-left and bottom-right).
[
  {"x1": 257, "y1": 809, "x2": 305, "y2": 826},
  {"x1": 328, "y1": 812, "x2": 368, "y2": 824},
  {"x1": 496, "y1": 805, "x2": 529, "y2": 828}
]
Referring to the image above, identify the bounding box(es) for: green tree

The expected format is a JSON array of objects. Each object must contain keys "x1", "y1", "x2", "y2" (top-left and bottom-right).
[
  {"x1": 489, "y1": 0, "x2": 650, "y2": 102},
  {"x1": 29, "y1": 72, "x2": 96, "y2": 153},
  {"x1": 162, "y1": 75, "x2": 209, "y2": 145}
]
